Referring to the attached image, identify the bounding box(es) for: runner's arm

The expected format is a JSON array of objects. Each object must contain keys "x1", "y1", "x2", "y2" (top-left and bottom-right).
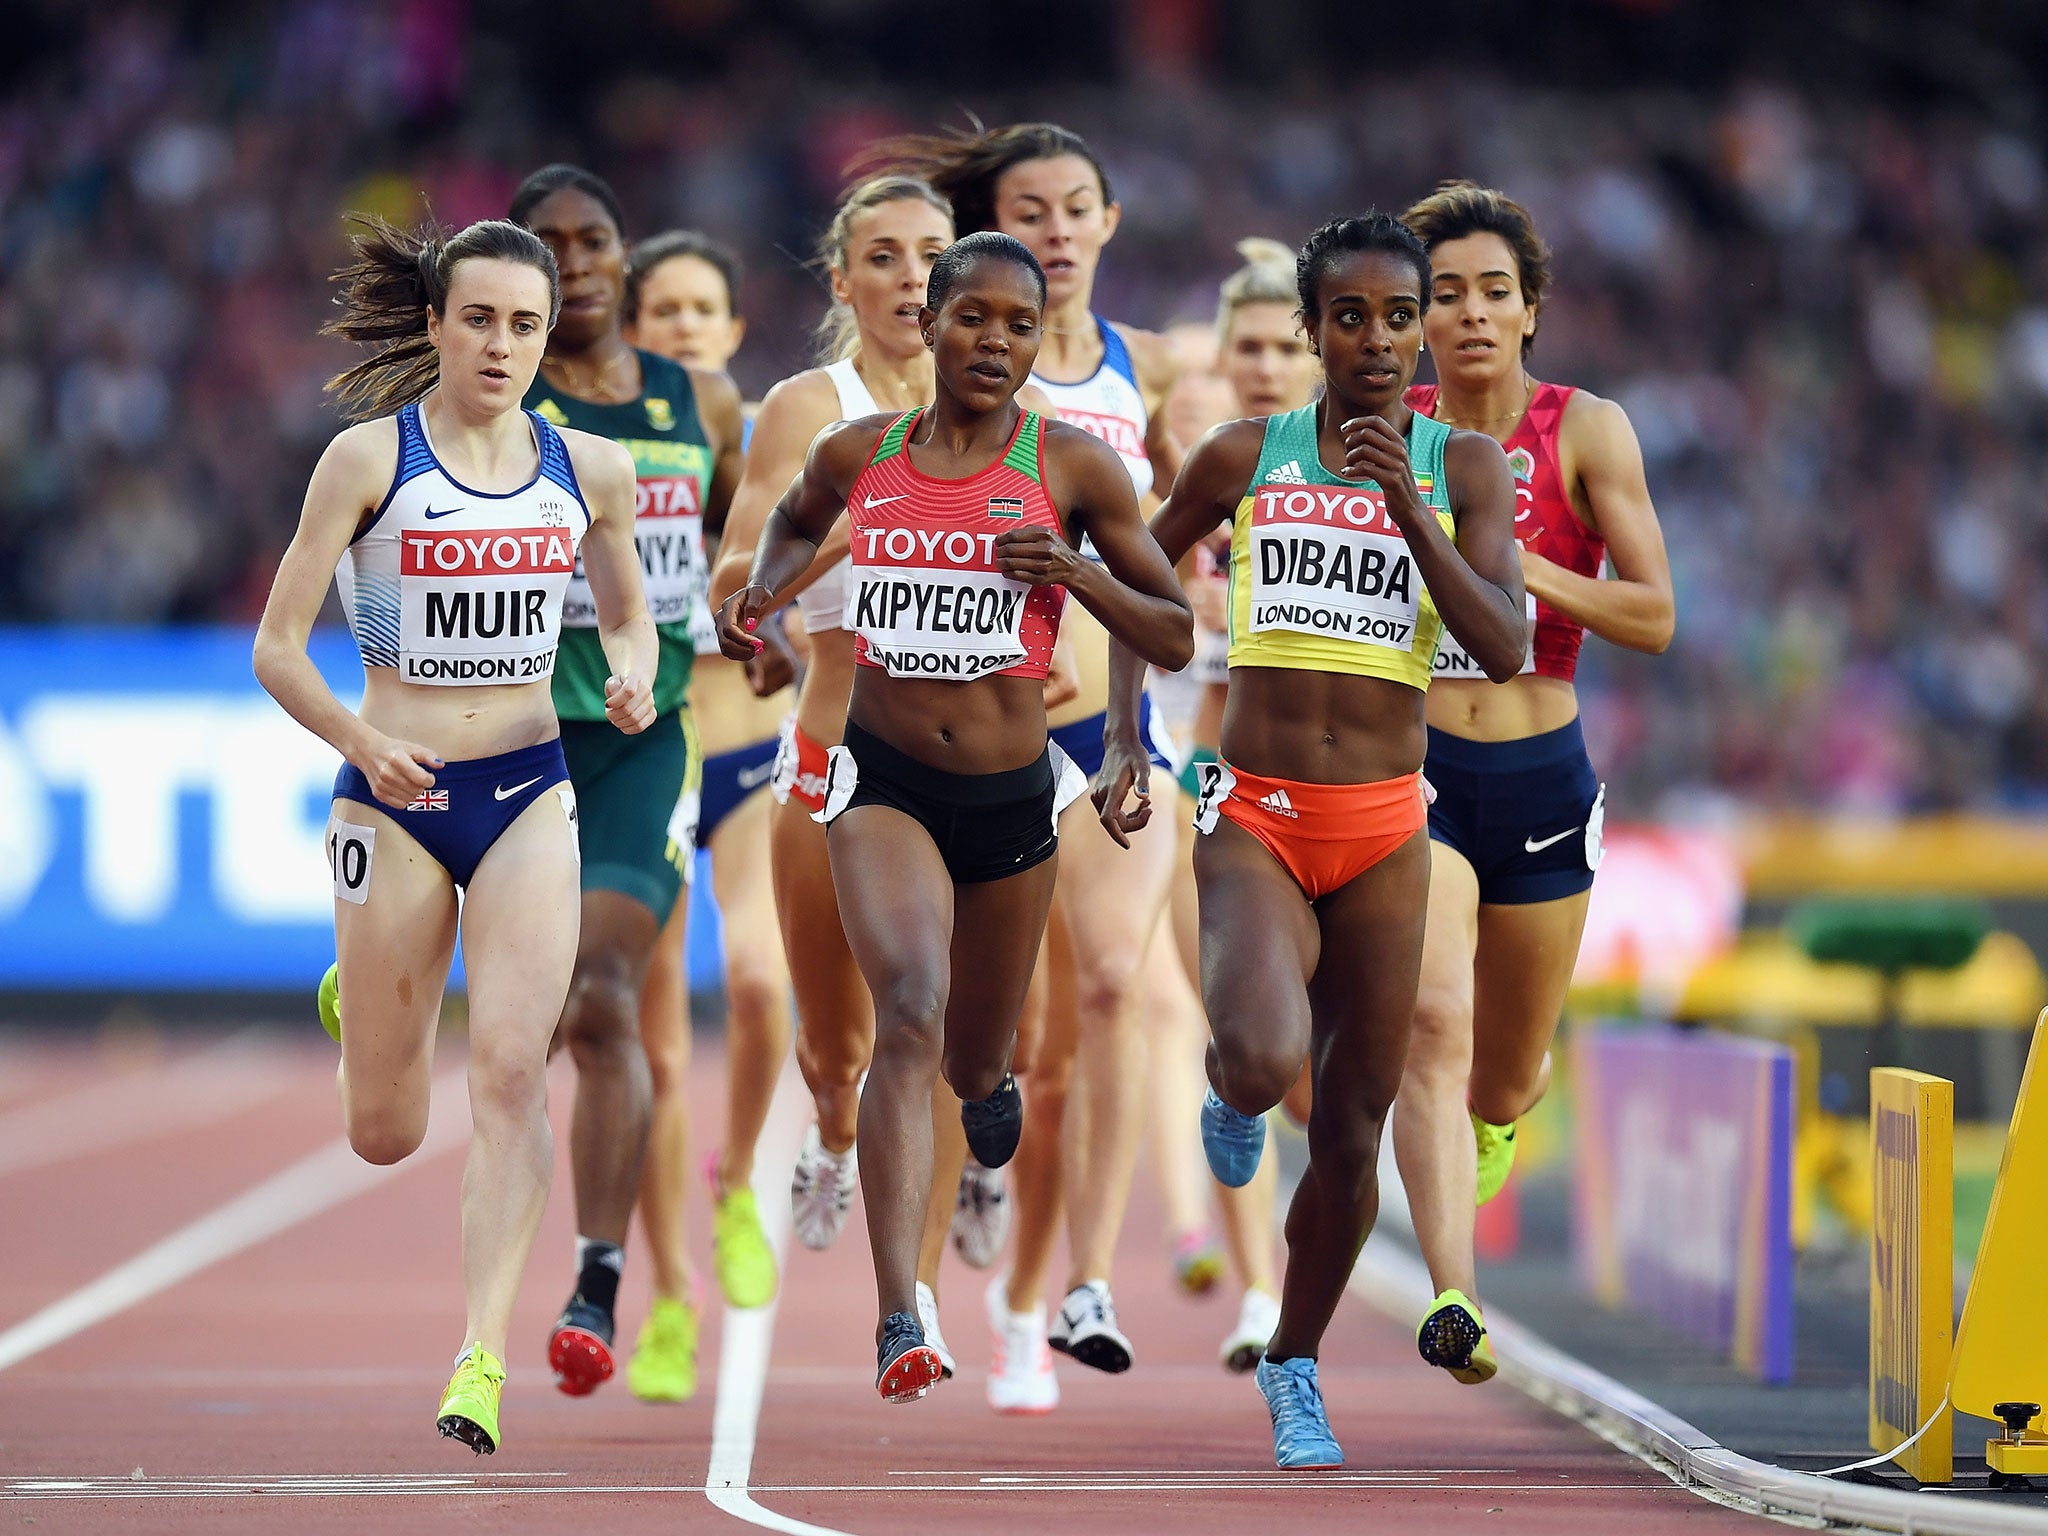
[
  {"x1": 1123, "y1": 324, "x2": 1187, "y2": 493},
  {"x1": 708, "y1": 372, "x2": 836, "y2": 611},
  {"x1": 1532, "y1": 393, "x2": 1673, "y2": 653},
  {"x1": 252, "y1": 421, "x2": 444, "y2": 801},
  {"x1": 715, "y1": 420, "x2": 870, "y2": 658},
  {"x1": 689, "y1": 366, "x2": 748, "y2": 541},
  {"x1": 1025, "y1": 422, "x2": 1192, "y2": 672},
  {"x1": 568, "y1": 432, "x2": 658, "y2": 733},
  {"x1": 1091, "y1": 420, "x2": 1257, "y2": 845},
  {"x1": 1344, "y1": 418, "x2": 1527, "y2": 682}
]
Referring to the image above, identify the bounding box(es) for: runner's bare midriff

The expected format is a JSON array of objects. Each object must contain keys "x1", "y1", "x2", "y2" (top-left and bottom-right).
[
  {"x1": 1426, "y1": 672, "x2": 1578, "y2": 742},
  {"x1": 1222, "y1": 666, "x2": 1426, "y2": 786},
  {"x1": 358, "y1": 669, "x2": 563, "y2": 761}
]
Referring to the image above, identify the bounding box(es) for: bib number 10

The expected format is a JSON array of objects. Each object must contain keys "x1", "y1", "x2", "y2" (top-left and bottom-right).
[{"x1": 326, "y1": 816, "x2": 376, "y2": 906}]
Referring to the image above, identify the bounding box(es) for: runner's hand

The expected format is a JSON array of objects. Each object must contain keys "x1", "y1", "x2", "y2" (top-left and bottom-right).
[
  {"x1": 717, "y1": 584, "x2": 772, "y2": 660},
  {"x1": 745, "y1": 623, "x2": 798, "y2": 697},
  {"x1": 1090, "y1": 737, "x2": 1153, "y2": 850},
  {"x1": 605, "y1": 673, "x2": 655, "y2": 734},
  {"x1": 1339, "y1": 415, "x2": 1421, "y2": 522},
  {"x1": 995, "y1": 525, "x2": 1083, "y2": 587},
  {"x1": 355, "y1": 735, "x2": 442, "y2": 810}
]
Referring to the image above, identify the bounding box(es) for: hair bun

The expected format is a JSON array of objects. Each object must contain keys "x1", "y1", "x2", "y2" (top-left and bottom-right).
[{"x1": 1234, "y1": 237, "x2": 1293, "y2": 268}]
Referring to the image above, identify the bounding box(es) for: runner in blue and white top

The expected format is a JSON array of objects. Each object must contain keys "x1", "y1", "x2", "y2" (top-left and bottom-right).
[
  {"x1": 872, "y1": 121, "x2": 1189, "y2": 1409},
  {"x1": 253, "y1": 215, "x2": 653, "y2": 1458}
]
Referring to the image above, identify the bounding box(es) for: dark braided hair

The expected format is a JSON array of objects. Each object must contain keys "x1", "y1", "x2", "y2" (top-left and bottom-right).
[
  {"x1": 856, "y1": 120, "x2": 1112, "y2": 237},
  {"x1": 927, "y1": 232, "x2": 1046, "y2": 314},
  {"x1": 1296, "y1": 212, "x2": 1432, "y2": 328},
  {"x1": 323, "y1": 216, "x2": 559, "y2": 421},
  {"x1": 509, "y1": 163, "x2": 627, "y2": 237}
]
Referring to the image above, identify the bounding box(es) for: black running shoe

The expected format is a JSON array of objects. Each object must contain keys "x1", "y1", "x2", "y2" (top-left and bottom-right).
[
  {"x1": 548, "y1": 1294, "x2": 616, "y2": 1398},
  {"x1": 876, "y1": 1310, "x2": 944, "y2": 1403},
  {"x1": 960, "y1": 1074, "x2": 1023, "y2": 1169}
]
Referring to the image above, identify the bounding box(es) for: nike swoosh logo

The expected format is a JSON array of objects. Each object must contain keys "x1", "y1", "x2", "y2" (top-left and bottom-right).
[
  {"x1": 863, "y1": 493, "x2": 911, "y2": 509},
  {"x1": 1524, "y1": 827, "x2": 1578, "y2": 853},
  {"x1": 494, "y1": 776, "x2": 543, "y2": 801},
  {"x1": 736, "y1": 760, "x2": 776, "y2": 789},
  {"x1": 423, "y1": 505, "x2": 463, "y2": 520}
]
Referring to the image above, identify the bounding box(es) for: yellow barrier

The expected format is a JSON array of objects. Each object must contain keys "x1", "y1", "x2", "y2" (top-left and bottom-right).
[
  {"x1": 1745, "y1": 816, "x2": 2048, "y2": 898},
  {"x1": 1868, "y1": 1068, "x2": 1953, "y2": 1483},
  {"x1": 1677, "y1": 930, "x2": 2046, "y2": 1030},
  {"x1": 1949, "y1": 1009, "x2": 2048, "y2": 1481}
]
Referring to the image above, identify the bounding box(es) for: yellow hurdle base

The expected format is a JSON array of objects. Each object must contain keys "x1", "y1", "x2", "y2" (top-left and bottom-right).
[{"x1": 1986, "y1": 1435, "x2": 2048, "y2": 1476}]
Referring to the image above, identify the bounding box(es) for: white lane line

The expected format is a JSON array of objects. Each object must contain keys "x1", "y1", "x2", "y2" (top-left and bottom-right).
[
  {"x1": 704, "y1": 1059, "x2": 856, "y2": 1536},
  {"x1": 0, "y1": 1069, "x2": 468, "y2": 1374},
  {"x1": 2, "y1": 1475, "x2": 1688, "y2": 1502},
  {"x1": 0, "y1": 1030, "x2": 297, "y2": 1178}
]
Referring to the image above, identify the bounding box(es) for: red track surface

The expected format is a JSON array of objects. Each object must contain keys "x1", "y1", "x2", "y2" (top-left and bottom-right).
[{"x1": 0, "y1": 1030, "x2": 1767, "y2": 1534}]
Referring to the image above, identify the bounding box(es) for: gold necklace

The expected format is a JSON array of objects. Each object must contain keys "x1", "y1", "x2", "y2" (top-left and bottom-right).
[
  {"x1": 545, "y1": 346, "x2": 635, "y2": 402},
  {"x1": 1434, "y1": 375, "x2": 1537, "y2": 430}
]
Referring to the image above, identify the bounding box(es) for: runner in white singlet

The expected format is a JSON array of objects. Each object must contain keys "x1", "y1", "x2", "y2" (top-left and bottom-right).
[{"x1": 255, "y1": 216, "x2": 655, "y2": 1455}]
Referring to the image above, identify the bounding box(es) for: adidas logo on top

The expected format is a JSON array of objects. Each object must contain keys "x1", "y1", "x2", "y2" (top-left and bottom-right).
[
  {"x1": 1268, "y1": 460, "x2": 1307, "y2": 484},
  {"x1": 1257, "y1": 787, "x2": 1299, "y2": 819}
]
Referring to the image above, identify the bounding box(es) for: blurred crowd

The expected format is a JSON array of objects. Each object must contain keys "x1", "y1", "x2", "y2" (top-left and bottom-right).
[{"x1": 4, "y1": 4, "x2": 2047, "y2": 813}]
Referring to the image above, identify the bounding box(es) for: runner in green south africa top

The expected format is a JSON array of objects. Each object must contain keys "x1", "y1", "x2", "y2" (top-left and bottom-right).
[{"x1": 527, "y1": 347, "x2": 737, "y2": 721}]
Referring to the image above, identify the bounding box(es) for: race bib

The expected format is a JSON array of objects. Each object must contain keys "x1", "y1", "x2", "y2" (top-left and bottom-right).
[
  {"x1": 398, "y1": 525, "x2": 575, "y2": 684},
  {"x1": 1192, "y1": 760, "x2": 1236, "y2": 834},
  {"x1": 850, "y1": 526, "x2": 1035, "y2": 680},
  {"x1": 564, "y1": 451, "x2": 710, "y2": 630},
  {"x1": 1434, "y1": 591, "x2": 1538, "y2": 680},
  {"x1": 1247, "y1": 485, "x2": 1421, "y2": 650},
  {"x1": 557, "y1": 784, "x2": 580, "y2": 863},
  {"x1": 326, "y1": 815, "x2": 375, "y2": 905}
]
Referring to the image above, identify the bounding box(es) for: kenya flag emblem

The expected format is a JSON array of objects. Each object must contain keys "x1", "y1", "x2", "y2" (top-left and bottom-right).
[{"x1": 988, "y1": 496, "x2": 1025, "y2": 518}]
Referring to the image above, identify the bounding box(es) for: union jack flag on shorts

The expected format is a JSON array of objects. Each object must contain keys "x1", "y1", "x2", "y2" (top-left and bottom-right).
[{"x1": 405, "y1": 789, "x2": 450, "y2": 811}]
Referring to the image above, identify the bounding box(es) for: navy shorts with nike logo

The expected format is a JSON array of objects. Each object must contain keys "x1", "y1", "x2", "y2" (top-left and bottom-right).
[
  {"x1": 1424, "y1": 718, "x2": 1602, "y2": 906},
  {"x1": 332, "y1": 737, "x2": 572, "y2": 889},
  {"x1": 696, "y1": 734, "x2": 781, "y2": 848}
]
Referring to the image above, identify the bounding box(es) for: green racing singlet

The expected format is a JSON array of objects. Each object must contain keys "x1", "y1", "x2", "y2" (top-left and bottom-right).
[{"x1": 524, "y1": 349, "x2": 712, "y2": 721}]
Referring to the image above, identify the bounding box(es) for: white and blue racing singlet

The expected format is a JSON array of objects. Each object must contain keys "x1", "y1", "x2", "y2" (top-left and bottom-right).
[
  {"x1": 793, "y1": 358, "x2": 882, "y2": 634},
  {"x1": 335, "y1": 400, "x2": 591, "y2": 685},
  {"x1": 1028, "y1": 316, "x2": 1153, "y2": 501}
]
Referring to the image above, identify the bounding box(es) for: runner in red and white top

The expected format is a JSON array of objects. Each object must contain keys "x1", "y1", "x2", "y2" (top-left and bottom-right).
[
  {"x1": 868, "y1": 119, "x2": 1190, "y2": 1404},
  {"x1": 717, "y1": 231, "x2": 1191, "y2": 1403},
  {"x1": 1392, "y1": 182, "x2": 1674, "y2": 1388}
]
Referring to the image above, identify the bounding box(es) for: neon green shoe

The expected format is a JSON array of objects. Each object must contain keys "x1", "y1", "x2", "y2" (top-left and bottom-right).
[
  {"x1": 627, "y1": 1295, "x2": 699, "y2": 1403},
  {"x1": 1416, "y1": 1288, "x2": 1497, "y2": 1385},
  {"x1": 711, "y1": 1180, "x2": 778, "y2": 1309},
  {"x1": 1472, "y1": 1113, "x2": 1517, "y2": 1206},
  {"x1": 437, "y1": 1344, "x2": 506, "y2": 1453},
  {"x1": 317, "y1": 963, "x2": 342, "y2": 1044}
]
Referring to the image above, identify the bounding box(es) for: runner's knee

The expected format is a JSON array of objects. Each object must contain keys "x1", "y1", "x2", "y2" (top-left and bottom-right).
[
  {"x1": 943, "y1": 1041, "x2": 1010, "y2": 1103},
  {"x1": 346, "y1": 1104, "x2": 427, "y2": 1166},
  {"x1": 872, "y1": 975, "x2": 946, "y2": 1064},
  {"x1": 1406, "y1": 981, "x2": 1475, "y2": 1085},
  {"x1": 643, "y1": 1024, "x2": 689, "y2": 1096},
  {"x1": 1066, "y1": 945, "x2": 1145, "y2": 1029},
  {"x1": 560, "y1": 950, "x2": 644, "y2": 1059},
  {"x1": 1212, "y1": 1034, "x2": 1297, "y2": 1115},
  {"x1": 721, "y1": 936, "x2": 787, "y2": 1031},
  {"x1": 467, "y1": 1036, "x2": 549, "y2": 1125}
]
